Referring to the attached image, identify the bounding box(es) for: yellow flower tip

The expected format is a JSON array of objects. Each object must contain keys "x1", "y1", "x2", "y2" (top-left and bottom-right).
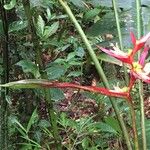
[
  {"x1": 121, "y1": 87, "x2": 129, "y2": 92},
  {"x1": 127, "y1": 49, "x2": 132, "y2": 56},
  {"x1": 135, "y1": 40, "x2": 140, "y2": 45},
  {"x1": 132, "y1": 62, "x2": 142, "y2": 72},
  {"x1": 113, "y1": 86, "x2": 129, "y2": 92}
]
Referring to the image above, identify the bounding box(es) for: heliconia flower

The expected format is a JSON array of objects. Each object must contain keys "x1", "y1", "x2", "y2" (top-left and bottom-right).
[
  {"x1": 139, "y1": 46, "x2": 149, "y2": 66},
  {"x1": 130, "y1": 42, "x2": 150, "y2": 83},
  {"x1": 130, "y1": 32, "x2": 136, "y2": 46},
  {"x1": 130, "y1": 61, "x2": 150, "y2": 84},
  {"x1": 130, "y1": 32, "x2": 150, "y2": 56},
  {"x1": 97, "y1": 45, "x2": 132, "y2": 64},
  {"x1": 131, "y1": 70, "x2": 150, "y2": 83}
]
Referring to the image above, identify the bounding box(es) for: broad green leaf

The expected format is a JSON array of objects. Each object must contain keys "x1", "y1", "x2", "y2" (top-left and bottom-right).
[
  {"x1": 34, "y1": 130, "x2": 42, "y2": 143},
  {"x1": 30, "y1": 0, "x2": 52, "y2": 8},
  {"x1": 4, "y1": 0, "x2": 16, "y2": 10},
  {"x1": 95, "y1": 122, "x2": 118, "y2": 134},
  {"x1": 70, "y1": 0, "x2": 85, "y2": 8},
  {"x1": 46, "y1": 8, "x2": 51, "y2": 21},
  {"x1": 84, "y1": 8, "x2": 101, "y2": 20},
  {"x1": 9, "y1": 20, "x2": 28, "y2": 32},
  {"x1": 50, "y1": 88, "x2": 65, "y2": 101},
  {"x1": 46, "y1": 64, "x2": 67, "y2": 79},
  {"x1": 26, "y1": 109, "x2": 38, "y2": 133},
  {"x1": 97, "y1": 53, "x2": 122, "y2": 66},
  {"x1": 87, "y1": 12, "x2": 118, "y2": 36},
  {"x1": 67, "y1": 71, "x2": 82, "y2": 77},
  {"x1": 91, "y1": 0, "x2": 132, "y2": 9},
  {"x1": 66, "y1": 52, "x2": 76, "y2": 62},
  {"x1": 68, "y1": 61, "x2": 82, "y2": 66},
  {"x1": 16, "y1": 60, "x2": 41, "y2": 78},
  {"x1": 76, "y1": 47, "x2": 85, "y2": 58},
  {"x1": 36, "y1": 15, "x2": 45, "y2": 37},
  {"x1": 58, "y1": 44, "x2": 71, "y2": 51},
  {"x1": 105, "y1": 117, "x2": 122, "y2": 134},
  {"x1": 38, "y1": 119, "x2": 50, "y2": 128},
  {"x1": 43, "y1": 21, "x2": 59, "y2": 39}
]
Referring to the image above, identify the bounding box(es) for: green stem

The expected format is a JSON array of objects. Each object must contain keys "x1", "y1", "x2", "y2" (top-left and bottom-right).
[
  {"x1": 58, "y1": 0, "x2": 132, "y2": 149},
  {"x1": 129, "y1": 101, "x2": 139, "y2": 150},
  {"x1": 136, "y1": 0, "x2": 146, "y2": 149},
  {"x1": 0, "y1": 0, "x2": 9, "y2": 149},
  {"x1": 112, "y1": 0, "x2": 129, "y2": 84},
  {"x1": 22, "y1": 1, "x2": 61, "y2": 149}
]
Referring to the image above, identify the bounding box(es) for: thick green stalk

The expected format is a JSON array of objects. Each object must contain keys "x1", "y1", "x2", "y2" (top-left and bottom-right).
[
  {"x1": 22, "y1": 1, "x2": 61, "y2": 149},
  {"x1": 136, "y1": 0, "x2": 146, "y2": 149},
  {"x1": 112, "y1": 0, "x2": 129, "y2": 84},
  {"x1": 0, "y1": 0, "x2": 9, "y2": 149},
  {"x1": 58, "y1": 0, "x2": 132, "y2": 149}
]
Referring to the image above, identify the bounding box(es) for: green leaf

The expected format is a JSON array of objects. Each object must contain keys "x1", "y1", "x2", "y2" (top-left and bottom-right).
[
  {"x1": 0, "y1": 20, "x2": 4, "y2": 35},
  {"x1": 67, "y1": 71, "x2": 82, "y2": 77},
  {"x1": 97, "y1": 53, "x2": 122, "y2": 66},
  {"x1": 38, "y1": 119, "x2": 50, "y2": 128},
  {"x1": 46, "y1": 8, "x2": 51, "y2": 21},
  {"x1": 50, "y1": 88, "x2": 65, "y2": 101},
  {"x1": 91, "y1": 0, "x2": 132, "y2": 9},
  {"x1": 76, "y1": 47, "x2": 85, "y2": 58},
  {"x1": 70, "y1": 0, "x2": 85, "y2": 8},
  {"x1": 16, "y1": 60, "x2": 41, "y2": 78},
  {"x1": 11, "y1": 117, "x2": 27, "y2": 134},
  {"x1": 26, "y1": 109, "x2": 38, "y2": 133},
  {"x1": 43, "y1": 21, "x2": 59, "y2": 39},
  {"x1": 4, "y1": 0, "x2": 16, "y2": 10},
  {"x1": 36, "y1": 15, "x2": 45, "y2": 37},
  {"x1": 46, "y1": 64, "x2": 67, "y2": 79},
  {"x1": 105, "y1": 117, "x2": 122, "y2": 134},
  {"x1": 58, "y1": 44, "x2": 71, "y2": 51},
  {"x1": 66, "y1": 52, "x2": 76, "y2": 62},
  {"x1": 95, "y1": 122, "x2": 118, "y2": 134},
  {"x1": 9, "y1": 20, "x2": 28, "y2": 33},
  {"x1": 82, "y1": 137, "x2": 90, "y2": 149},
  {"x1": 84, "y1": 8, "x2": 100, "y2": 20},
  {"x1": 0, "y1": 79, "x2": 47, "y2": 89},
  {"x1": 87, "y1": 12, "x2": 118, "y2": 36}
]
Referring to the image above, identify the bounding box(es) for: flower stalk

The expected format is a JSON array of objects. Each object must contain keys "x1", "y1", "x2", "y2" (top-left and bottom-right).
[
  {"x1": 136, "y1": 0, "x2": 147, "y2": 149},
  {"x1": 112, "y1": 0, "x2": 129, "y2": 84}
]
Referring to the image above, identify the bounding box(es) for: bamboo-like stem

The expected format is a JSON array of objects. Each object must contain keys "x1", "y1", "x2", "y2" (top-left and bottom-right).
[
  {"x1": 0, "y1": 0, "x2": 9, "y2": 149},
  {"x1": 22, "y1": 1, "x2": 61, "y2": 149},
  {"x1": 112, "y1": 0, "x2": 129, "y2": 84},
  {"x1": 58, "y1": 0, "x2": 132, "y2": 149},
  {"x1": 136, "y1": 0, "x2": 146, "y2": 149}
]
